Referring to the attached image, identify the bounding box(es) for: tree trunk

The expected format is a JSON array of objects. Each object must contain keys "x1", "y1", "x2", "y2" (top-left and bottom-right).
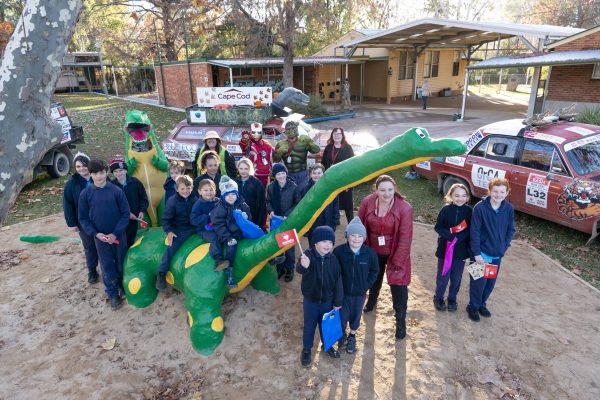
[
  {"x1": 282, "y1": 0, "x2": 295, "y2": 88},
  {"x1": 0, "y1": 0, "x2": 83, "y2": 225}
]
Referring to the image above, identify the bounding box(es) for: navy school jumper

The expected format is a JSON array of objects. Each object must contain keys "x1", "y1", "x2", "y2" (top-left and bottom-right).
[
  {"x1": 111, "y1": 175, "x2": 149, "y2": 248},
  {"x1": 158, "y1": 192, "x2": 197, "y2": 273}
]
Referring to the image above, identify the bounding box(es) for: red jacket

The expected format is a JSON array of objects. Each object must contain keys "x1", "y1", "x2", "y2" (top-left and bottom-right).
[
  {"x1": 358, "y1": 192, "x2": 413, "y2": 285},
  {"x1": 240, "y1": 136, "x2": 273, "y2": 179}
]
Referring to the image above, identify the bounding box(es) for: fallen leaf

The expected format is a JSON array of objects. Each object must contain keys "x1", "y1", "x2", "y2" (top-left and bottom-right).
[
  {"x1": 572, "y1": 268, "x2": 582, "y2": 276},
  {"x1": 101, "y1": 338, "x2": 116, "y2": 350},
  {"x1": 0, "y1": 226, "x2": 11, "y2": 231},
  {"x1": 40, "y1": 276, "x2": 60, "y2": 283}
]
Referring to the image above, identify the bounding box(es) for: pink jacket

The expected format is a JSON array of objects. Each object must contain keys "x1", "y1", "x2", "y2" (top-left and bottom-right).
[{"x1": 358, "y1": 192, "x2": 413, "y2": 285}]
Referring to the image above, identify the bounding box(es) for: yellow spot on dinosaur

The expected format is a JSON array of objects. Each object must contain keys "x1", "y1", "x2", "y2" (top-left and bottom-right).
[
  {"x1": 166, "y1": 271, "x2": 174, "y2": 285},
  {"x1": 130, "y1": 236, "x2": 144, "y2": 249},
  {"x1": 164, "y1": 237, "x2": 169, "y2": 246},
  {"x1": 185, "y1": 244, "x2": 210, "y2": 268},
  {"x1": 128, "y1": 278, "x2": 141, "y2": 294},
  {"x1": 211, "y1": 316, "x2": 224, "y2": 332},
  {"x1": 187, "y1": 311, "x2": 193, "y2": 327}
]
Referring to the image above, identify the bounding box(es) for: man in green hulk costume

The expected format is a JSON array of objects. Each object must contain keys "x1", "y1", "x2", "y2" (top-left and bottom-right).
[
  {"x1": 273, "y1": 121, "x2": 320, "y2": 189},
  {"x1": 123, "y1": 110, "x2": 169, "y2": 227}
]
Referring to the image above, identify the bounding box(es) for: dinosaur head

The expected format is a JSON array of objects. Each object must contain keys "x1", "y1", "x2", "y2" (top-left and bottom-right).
[
  {"x1": 273, "y1": 87, "x2": 310, "y2": 109},
  {"x1": 124, "y1": 110, "x2": 153, "y2": 144}
]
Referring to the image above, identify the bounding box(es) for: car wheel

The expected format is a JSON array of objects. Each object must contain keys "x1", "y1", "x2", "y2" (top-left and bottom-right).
[
  {"x1": 47, "y1": 150, "x2": 71, "y2": 178},
  {"x1": 442, "y1": 175, "x2": 470, "y2": 197}
]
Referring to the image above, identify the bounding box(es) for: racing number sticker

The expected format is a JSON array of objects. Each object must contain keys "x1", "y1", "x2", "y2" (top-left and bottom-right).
[
  {"x1": 526, "y1": 173, "x2": 550, "y2": 208},
  {"x1": 471, "y1": 166, "x2": 506, "y2": 189}
]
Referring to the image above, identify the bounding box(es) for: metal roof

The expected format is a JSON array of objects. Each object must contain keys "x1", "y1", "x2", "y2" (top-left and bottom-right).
[
  {"x1": 546, "y1": 25, "x2": 600, "y2": 50},
  {"x1": 340, "y1": 18, "x2": 583, "y2": 49},
  {"x1": 208, "y1": 57, "x2": 361, "y2": 68},
  {"x1": 466, "y1": 49, "x2": 600, "y2": 69}
]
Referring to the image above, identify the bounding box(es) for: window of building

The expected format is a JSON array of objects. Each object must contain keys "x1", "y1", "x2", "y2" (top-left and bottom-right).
[
  {"x1": 398, "y1": 52, "x2": 414, "y2": 80},
  {"x1": 423, "y1": 51, "x2": 440, "y2": 78},
  {"x1": 262, "y1": 67, "x2": 282, "y2": 76},
  {"x1": 592, "y1": 63, "x2": 600, "y2": 79},
  {"x1": 233, "y1": 67, "x2": 253, "y2": 77},
  {"x1": 452, "y1": 51, "x2": 460, "y2": 76}
]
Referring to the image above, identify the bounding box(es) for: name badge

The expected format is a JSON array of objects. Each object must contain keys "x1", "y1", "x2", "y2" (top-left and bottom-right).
[
  {"x1": 378, "y1": 236, "x2": 385, "y2": 246},
  {"x1": 287, "y1": 156, "x2": 292, "y2": 164},
  {"x1": 262, "y1": 157, "x2": 268, "y2": 165}
]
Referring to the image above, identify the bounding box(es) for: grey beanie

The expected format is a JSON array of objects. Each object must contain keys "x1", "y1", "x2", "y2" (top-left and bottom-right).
[{"x1": 345, "y1": 216, "x2": 367, "y2": 238}]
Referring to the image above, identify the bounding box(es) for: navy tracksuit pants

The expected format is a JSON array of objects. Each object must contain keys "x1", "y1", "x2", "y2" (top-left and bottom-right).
[
  {"x1": 158, "y1": 229, "x2": 195, "y2": 273},
  {"x1": 125, "y1": 220, "x2": 139, "y2": 249},
  {"x1": 302, "y1": 297, "x2": 333, "y2": 351},
  {"x1": 94, "y1": 232, "x2": 127, "y2": 299},
  {"x1": 468, "y1": 258, "x2": 502, "y2": 309},
  {"x1": 434, "y1": 257, "x2": 465, "y2": 302},
  {"x1": 341, "y1": 294, "x2": 366, "y2": 331},
  {"x1": 199, "y1": 230, "x2": 224, "y2": 262},
  {"x1": 78, "y1": 229, "x2": 98, "y2": 273}
]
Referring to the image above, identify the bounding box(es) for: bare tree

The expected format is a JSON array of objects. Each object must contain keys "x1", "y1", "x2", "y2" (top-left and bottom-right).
[{"x1": 0, "y1": 0, "x2": 84, "y2": 225}]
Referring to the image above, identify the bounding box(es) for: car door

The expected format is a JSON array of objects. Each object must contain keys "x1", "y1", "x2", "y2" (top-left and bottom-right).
[
  {"x1": 511, "y1": 139, "x2": 574, "y2": 228},
  {"x1": 466, "y1": 135, "x2": 519, "y2": 198}
]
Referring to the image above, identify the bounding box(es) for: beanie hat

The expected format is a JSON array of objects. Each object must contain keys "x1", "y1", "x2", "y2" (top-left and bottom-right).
[
  {"x1": 109, "y1": 157, "x2": 127, "y2": 173},
  {"x1": 219, "y1": 175, "x2": 238, "y2": 198},
  {"x1": 312, "y1": 225, "x2": 335, "y2": 246},
  {"x1": 271, "y1": 163, "x2": 288, "y2": 177},
  {"x1": 345, "y1": 216, "x2": 366, "y2": 239},
  {"x1": 73, "y1": 152, "x2": 90, "y2": 166}
]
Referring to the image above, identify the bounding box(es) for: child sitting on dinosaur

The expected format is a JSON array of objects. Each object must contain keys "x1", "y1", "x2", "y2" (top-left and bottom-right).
[{"x1": 164, "y1": 160, "x2": 185, "y2": 202}]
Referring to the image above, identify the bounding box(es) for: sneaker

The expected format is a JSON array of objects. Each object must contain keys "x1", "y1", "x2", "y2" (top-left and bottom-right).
[
  {"x1": 156, "y1": 272, "x2": 167, "y2": 290},
  {"x1": 301, "y1": 349, "x2": 312, "y2": 367},
  {"x1": 466, "y1": 305, "x2": 480, "y2": 322},
  {"x1": 110, "y1": 296, "x2": 123, "y2": 310},
  {"x1": 284, "y1": 269, "x2": 294, "y2": 282},
  {"x1": 433, "y1": 298, "x2": 447, "y2": 311},
  {"x1": 478, "y1": 306, "x2": 492, "y2": 318},
  {"x1": 88, "y1": 271, "x2": 99, "y2": 284},
  {"x1": 225, "y1": 275, "x2": 238, "y2": 289},
  {"x1": 276, "y1": 265, "x2": 285, "y2": 279},
  {"x1": 325, "y1": 347, "x2": 340, "y2": 358},
  {"x1": 346, "y1": 334, "x2": 357, "y2": 354},
  {"x1": 214, "y1": 259, "x2": 229, "y2": 272},
  {"x1": 447, "y1": 300, "x2": 458, "y2": 312}
]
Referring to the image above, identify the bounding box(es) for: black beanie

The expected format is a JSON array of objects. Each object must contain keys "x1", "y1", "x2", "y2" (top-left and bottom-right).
[
  {"x1": 271, "y1": 163, "x2": 288, "y2": 177},
  {"x1": 311, "y1": 225, "x2": 335, "y2": 246}
]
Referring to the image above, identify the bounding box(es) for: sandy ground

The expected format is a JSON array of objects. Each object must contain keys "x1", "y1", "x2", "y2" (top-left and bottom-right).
[{"x1": 0, "y1": 214, "x2": 599, "y2": 400}]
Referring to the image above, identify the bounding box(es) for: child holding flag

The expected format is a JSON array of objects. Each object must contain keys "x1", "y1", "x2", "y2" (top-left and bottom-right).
[
  {"x1": 296, "y1": 226, "x2": 344, "y2": 367},
  {"x1": 433, "y1": 183, "x2": 472, "y2": 312},
  {"x1": 467, "y1": 178, "x2": 515, "y2": 322}
]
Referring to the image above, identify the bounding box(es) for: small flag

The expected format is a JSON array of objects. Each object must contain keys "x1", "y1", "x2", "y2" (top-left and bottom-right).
[
  {"x1": 484, "y1": 263, "x2": 498, "y2": 279},
  {"x1": 276, "y1": 229, "x2": 299, "y2": 248},
  {"x1": 450, "y1": 219, "x2": 468, "y2": 234}
]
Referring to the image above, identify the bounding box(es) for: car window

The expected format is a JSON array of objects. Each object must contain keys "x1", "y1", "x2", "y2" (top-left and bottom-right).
[
  {"x1": 520, "y1": 140, "x2": 555, "y2": 172},
  {"x1": 485, "y1": 136, "x2": 520, "y2": 164},
  {"x1": 550, "y1": 150, "x2": 569, "y2": 176},
  {"x1": 226, "y1": 127, "x2": 244, "y2": 141},
  {"x1": 470, "y1": 138, "x2": 489, "y2": 157},
  {"x1": 564, "y1": 134, "x2": 600, "y2": 176}
]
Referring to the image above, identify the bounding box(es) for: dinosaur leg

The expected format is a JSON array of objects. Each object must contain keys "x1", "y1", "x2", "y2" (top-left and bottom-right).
[{"x1": 250, "y1": 263, "x2": 280, "y2": 294}]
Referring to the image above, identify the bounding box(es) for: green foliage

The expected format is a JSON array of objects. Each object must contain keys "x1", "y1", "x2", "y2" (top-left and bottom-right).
[
  {"x1": 576, "y1": 107, "x2": 600, "y2": 126},
  {"x1": 294, "y1": 94, "x2": 329, "y2": 117}
]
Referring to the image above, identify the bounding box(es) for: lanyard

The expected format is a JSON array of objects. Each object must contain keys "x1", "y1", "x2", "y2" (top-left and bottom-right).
[
  {"x1": 331, "y1": 146, "x2": 342, "y2": 164},
  {"x1": 375, "y1": 198, "x2": 393, "y2": 236}
]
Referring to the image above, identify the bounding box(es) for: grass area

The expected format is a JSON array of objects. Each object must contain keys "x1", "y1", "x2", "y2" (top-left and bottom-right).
[
  {"x1": 5, "y1": 93, "x2": 184, "y2": 226},
  {"x1": 6, "y1": 94, "x2": 599, "y2": 288},
  {"x1": 354, "y1": 168, "x2": 599, "y2": 289}
]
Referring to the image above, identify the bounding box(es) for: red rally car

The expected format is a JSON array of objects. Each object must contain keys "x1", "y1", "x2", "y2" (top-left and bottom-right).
[{"x1": 412, "y1": 118, "x2": 600, "y2": 241}]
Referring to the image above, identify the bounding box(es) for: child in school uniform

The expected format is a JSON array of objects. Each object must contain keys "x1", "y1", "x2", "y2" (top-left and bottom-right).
[
  {"x1": 467, "y1": 178, "x2": 515, "y2": 322},
  {"x1": 266, "y1": 163, "x2": 301, "y2": 282},
  {"x1": 235, "y1": 157, "x2": 266, "y2": 229},
  {"x1": 210, "y1": 176, "x2": 252, "y2": 289},
  {"x1": 193, "y1": 151, "x2": 222, "y2": 196},
  {"x1": 110, "y1": 158, "x2": 149, "y2": 248},
  {"x1": 156, "y1": 175, "x2": 197, "y2": 290},
  {"x1": 333, "y1": 217, "x2": 379, "y2": 354},
  {"x1": 433, "y1": 183, "x2": 472, "y2": 312},
  {"x1": 297, "y1": 226, "x2": 344, "y2": 367},
  {"x1": 190, "y1": 179, "x2": 227, "y2": 271},
  {"x1": 78, "y1": 160, "x2": 130, "y2": 310},
  {"x1": 300, "y1": 163, "x2": 340, "y2": 245},
  {"x1": 164, "y1": 160, "x2": 185, "y2": 201}
]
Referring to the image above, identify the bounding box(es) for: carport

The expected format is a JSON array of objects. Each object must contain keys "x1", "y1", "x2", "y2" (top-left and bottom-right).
[{"x1": 339, "y1": 18, "x2": 581, "y2": 108}]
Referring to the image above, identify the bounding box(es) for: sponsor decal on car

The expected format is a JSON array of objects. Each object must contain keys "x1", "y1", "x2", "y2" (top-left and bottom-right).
[
  {"x1": 189, "y1": 110, "x2": 207, "y2": 124},
  {"x1": 525, "y1": 173, "x2": 550, "y2": 208},
  {"x1": 523, "y1": 131, "x2": 565, "y2": 144},
  {"x1": 564, "y1": 135, "x2": 600, "y2": 152},
  {"x1": 445, "y1": 156, "x2": 466, "y2": 167},
  {"x1": 471, "y1": 166, "x2": 506, "y2": 189},
  {"x1": 226, "y1": 144, "x2": 242, "y2": 154},
  {"x1": 565, "y1": 126, "x2": 595, "y2": 136},
  {"x1": 163, "y1": 142, "x2": 198, "y2": 162},
  {"x1": 464, "y1": 130, "x2": 484, "y2": 152},
  {"x1": 415, "y1": 161, "x2": 431, "y2": 170},
  {"x1": 557, "y1": 180, "x2": 600, "y2": 220}
]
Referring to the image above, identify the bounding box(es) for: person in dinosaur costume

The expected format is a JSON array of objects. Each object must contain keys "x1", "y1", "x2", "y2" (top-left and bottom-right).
[
  {"x1": 121, "y1": 127, "x2": 466, "y2": 355},
  {"x1": 124, "y1": 110, "x2": 169, "y2": 227},
  {"x1": 273, "y1": 121, "x2": 320, "y2": 190}
]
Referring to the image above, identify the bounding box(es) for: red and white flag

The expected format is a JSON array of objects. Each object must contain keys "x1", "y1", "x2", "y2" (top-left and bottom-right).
[
  {"x1": 450, "y1": 219, "x2": 468, "y2": 234},
  {"x1": 276, "y1": 229, "x2": 299, "y2": 248},
  {"x1": 484, "y1": 263, "x2": 498, "y2": 279}
]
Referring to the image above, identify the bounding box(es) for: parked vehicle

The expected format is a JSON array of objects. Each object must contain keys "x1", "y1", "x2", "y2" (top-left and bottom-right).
[
  {"x1": 412, "y1": 118, "x2": 600, "y2": 240},
  {"x1": 35, "y1": 103, "x2": 84, "y2": 179}
]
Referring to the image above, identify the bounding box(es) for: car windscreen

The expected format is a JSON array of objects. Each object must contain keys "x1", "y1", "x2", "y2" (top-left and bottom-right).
[{"x1": 564, "y1": 133, "x2": 600, "y2": 176}]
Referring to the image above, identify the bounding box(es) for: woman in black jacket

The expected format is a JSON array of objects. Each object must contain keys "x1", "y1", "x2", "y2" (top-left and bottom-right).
[
  {"x1": 235, "y1": 157, "x2": 266, "y2": 229},
  {"x1": 321, "y1": 127, "x2": 354, "y2": 223},
  {"x1": 62, "y1": 152, "x2": 99, "y2": 284}
]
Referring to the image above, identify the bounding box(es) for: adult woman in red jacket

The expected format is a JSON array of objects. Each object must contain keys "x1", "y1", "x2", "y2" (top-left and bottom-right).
[{"x1": 358, "y1": 175, "x2": 413, "y2": 339}]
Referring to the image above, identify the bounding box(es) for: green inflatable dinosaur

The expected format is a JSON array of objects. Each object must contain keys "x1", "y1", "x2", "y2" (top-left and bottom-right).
[
  {"x1": 124, "y1": 110, "x2": 169, "y2": 226},
  {"x1": 122, "y1": 127, "x2": 466, "y2": 355}
]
